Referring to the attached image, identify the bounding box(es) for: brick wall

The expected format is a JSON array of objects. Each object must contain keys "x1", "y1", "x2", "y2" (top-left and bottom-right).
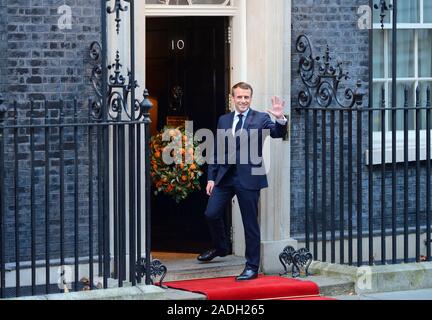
[
  {"x1": 5, "y1": 0, "x2": 101, "y2": 102},
  {"x1": 0, "y1": 0, "x2": 6, "y2": 98},
  {"x1": 2, "y1": 0, "x2": 102, "y2": 263}
]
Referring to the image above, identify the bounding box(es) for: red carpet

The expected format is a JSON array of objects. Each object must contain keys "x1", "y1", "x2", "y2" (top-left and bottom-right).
[{"x1": 165, "y1": 275, "x2": 335, "y2": 300}]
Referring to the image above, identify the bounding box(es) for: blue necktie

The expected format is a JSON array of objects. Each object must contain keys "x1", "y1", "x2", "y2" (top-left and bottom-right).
[
  {"x1": 234, "y1": 114, "x2": 244, "y2": 164},
  {"x1": 235, "y1": 114, "x2": 244, "y2": 134}
]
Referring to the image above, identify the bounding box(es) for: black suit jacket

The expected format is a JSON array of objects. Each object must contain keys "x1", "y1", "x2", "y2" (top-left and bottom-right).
[{"x1": 208, "y1": 109, "x2": 287, "y2": 190}]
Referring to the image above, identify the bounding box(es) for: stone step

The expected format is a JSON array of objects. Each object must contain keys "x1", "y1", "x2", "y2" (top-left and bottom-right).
[
  {"x1": 295, "y1": 275, "x2": 355, "y2": 297},
  {"x1": 160, "y1": 255, "x2": 246, "y2": 283},
  {"x1": 152, "y1": 255, "x2": 245, "y2": 300},
  {"x1": 157, "y1": 256, "x2": 355, "y2": 299}
]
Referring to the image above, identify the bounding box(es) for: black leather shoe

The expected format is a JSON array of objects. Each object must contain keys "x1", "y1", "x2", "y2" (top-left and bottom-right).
[
  {"x1": 236, "y1": 268, "x2": 258, "y2": 281},
  {"x1": 197, "y1": 249, "x2": 227, "y2": 262}
]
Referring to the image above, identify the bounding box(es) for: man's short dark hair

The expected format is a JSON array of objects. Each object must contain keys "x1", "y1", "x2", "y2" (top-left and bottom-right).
[{"x1": 232, "y1": 82, "x2": 253, "y2": 97}]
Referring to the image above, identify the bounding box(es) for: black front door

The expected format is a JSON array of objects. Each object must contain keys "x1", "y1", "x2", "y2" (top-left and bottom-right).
[{"x1": 146, "y1": 17, "x2": 231, "y2": 253}]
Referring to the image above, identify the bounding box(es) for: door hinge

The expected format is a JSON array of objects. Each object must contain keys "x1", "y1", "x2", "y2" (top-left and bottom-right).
[
  {"x1": 230, "y1": 226, "x2": 234, "y2": 243},
  {"x1": 226, "y1": 26, "x2": 232, "y2": 44}
]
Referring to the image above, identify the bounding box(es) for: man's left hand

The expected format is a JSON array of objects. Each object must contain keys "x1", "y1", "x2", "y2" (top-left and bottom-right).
[{"x1": 267, "y1": 96, "x2": 285, "y2": 120}]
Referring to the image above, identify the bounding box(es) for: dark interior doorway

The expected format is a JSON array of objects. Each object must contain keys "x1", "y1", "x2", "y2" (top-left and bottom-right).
[{"x1": 146, "y1": 17, "x2": 231, "y2": 253}]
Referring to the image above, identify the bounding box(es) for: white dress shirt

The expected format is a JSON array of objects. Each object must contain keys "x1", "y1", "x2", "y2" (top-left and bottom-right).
[
  {"x1": 232, "y1": 109, "x2": 250, "y2": 136},
  {"x1": 232, "y1": 108, "x2": 287, "y2": 135}
]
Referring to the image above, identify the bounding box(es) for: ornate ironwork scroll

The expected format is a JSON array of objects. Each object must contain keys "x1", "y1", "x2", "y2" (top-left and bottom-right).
[
  {"x1": 296, "y1": 35, "x2": 364, "y2": 110},
  {"x1": 279, "y1": 246, "x2": 313, "y2": 278},
  {"x1": 89, "y1": 41, "x2": 103, "y2": 120},
  {"x1": 90, "y1": 41, "x2": 143, "y2": 121},
  {"x1": 88, "y1": 42, "x2": 143, "y2": 121},
  {"x1": 136, "y1": 258, "x2": 168, "y2": 289},
  {"x1": 293, "y1": 248, "x2": 313, "y2": 277},
  {"x1": 87, "y1": 0, "x2": 145, "y2": 121},
  {"x1": 374, "y1": 0, "x2": 392, "y2": 30}
]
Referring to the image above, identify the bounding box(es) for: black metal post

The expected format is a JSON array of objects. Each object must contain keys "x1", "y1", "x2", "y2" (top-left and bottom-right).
[
  {"x1": 368, "y1": 105, "x2": 374, "y2": 266},
  {"x1": 136, "y1": 113, "x2": 142, "y2": 275},
  {"x1": 129, "y1": 0, "x2": 137, "y2": 286},
  {"x1": 0, "y1": 101, "x2": 6, "y2": 299},
  {"x1": 142, "y1": 91, "x2": 153, "y2": 285},
  {"x1": 312, "y1": 109, "x2": 318, "y2": 259},
  {"x1": 330, "y1": 109, "x2": 336, "y2": 263},
  {"x1": 403, "y1": 87, "x2": 409, "y2": 263},
  {"x1": 74, "y1": 99, "x2": 79, "y2": 292},
  {"x1": 368, "y1": 0, "x2": 374, "y2": 267},
  {"x1": 321, "y1": 109, "x2": 327, "y2": 262},
  {"x1": 305, "y1": 110, "x2": 310, "y2": 251},
  {"x1": 391, "y1": 0, "x2": 398, "y2": 265},
  {"x1": 339, "y1": 109, "x2": 345, "y2": 264},
  {"x1": 97, "y1": 123, "x2": 103, "y2": 278},
  {"x1": 44, "y1": 101, "x2": 50, "y2": 294},
  {"x1": 357, "y1": 107, "x2": 363, "y2": 267},
  {"x1": 348, "y1": 108, "x2": 353, "y2": 265},
  {"x1": 392, "y1": 101, "x2": 397, "y2": 265},
  {"x1": 113, "y1": 119, "x2": 118, "y2": 280},
  {"x1": 427, "y1": 87, "x2": 431, "y2": 261},
  {"x1": 100, "y1": 0, "x2": 110, "y2": 290},
  {"x1": 380, "y1": 86, "x2": 386, "y2": 265},
  {"x1": 30, "y1": 100, "x2": 36, "y2": 295},
  {"x1": 14, "y1": 102, "x2": 20, "y2": 295},
  {"x1": 118, "y1": 109, "x2": 126, "y2": 287},
  {"x1": 415, "y1": 87, "x2": 421, "y2": 262},
  {"x1": 87, "y1": 101, "x2": 94, "y2": 290},
  {"x1": 59, "y1": 100, "x2": 65, "y2": 281}
]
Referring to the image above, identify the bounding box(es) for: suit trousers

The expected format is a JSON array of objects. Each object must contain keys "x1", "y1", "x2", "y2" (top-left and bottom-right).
[{"x1": 205, "y1": 166, "x2": 261, "y2": 271}]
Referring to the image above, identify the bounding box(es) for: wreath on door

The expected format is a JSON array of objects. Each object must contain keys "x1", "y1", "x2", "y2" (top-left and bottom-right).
[{"x1": 150, "y1": 126, "x2": 204, "y2": 203}]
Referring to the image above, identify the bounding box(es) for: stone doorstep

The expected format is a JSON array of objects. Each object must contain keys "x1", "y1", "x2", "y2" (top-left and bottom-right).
[
  {"x1": 6, "y1": 285, "x2": 166, "y2": 301},
  {"x1": 309, "y1": 261, "x2": 432, "y2": 295},
  {"x1": 4, "y1": 257, "x2": 367, "y2": 300},
  {"x1": 5, "y1": 284, "x2": 207, "y2": 301},
  {"x1": 162, "y1": 256, "x2": 356, "y2": 299},
  {"x1": 161, "y1": 255, "x2": 246, "y2": 283},
  {"x1": 4, "y1": 256, "x2": 244, "y2": 300},
  {"x1": 294, "y1": 275, "x2": 356, "y2": 297}
]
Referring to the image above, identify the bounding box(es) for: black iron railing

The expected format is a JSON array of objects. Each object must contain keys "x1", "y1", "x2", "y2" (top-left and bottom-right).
[
  {"x1": 0, "y1": 0, "x2": 166, "y2": 298},
  {"x1": 0, "y1": 95, "x2": 160, "y2": 298},
  {"x1": 295, "y1": 35, "x2": 432, "y2": 267}
]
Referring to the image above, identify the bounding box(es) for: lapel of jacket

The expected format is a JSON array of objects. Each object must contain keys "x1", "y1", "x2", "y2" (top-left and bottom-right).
[
  {"x1": 227, "y1": 112, "x2": 235, "y2": 130},
  {"x1": 243, "y1": 108, "x2": 255, "y2": 131}
]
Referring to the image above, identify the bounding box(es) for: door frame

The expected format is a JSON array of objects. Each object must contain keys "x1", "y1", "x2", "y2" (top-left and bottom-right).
[
  {"x1": 145, "y1": 16, "x2": 232, "y2": 253},
  {"x1": 131, "y1": 0, "x2": 290, "y2": 263},
  {"x1": 132, "y1": 0, "x2": 246, "y2": 255}
]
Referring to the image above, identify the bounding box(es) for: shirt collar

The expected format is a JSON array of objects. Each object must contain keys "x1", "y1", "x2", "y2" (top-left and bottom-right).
[{"x1": 234, "y1": 108, "x2": 250, "y2": 119}]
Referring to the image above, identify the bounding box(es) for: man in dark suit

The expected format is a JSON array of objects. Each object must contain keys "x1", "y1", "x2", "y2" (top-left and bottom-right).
[{"x1": 197, "y1": 82, "x2": 287, "y2": 281}]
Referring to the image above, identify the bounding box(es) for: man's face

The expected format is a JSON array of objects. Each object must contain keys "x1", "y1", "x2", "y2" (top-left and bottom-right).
[{"x1": 232, "y1": 88, "x2": 252, "y2": 114}]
